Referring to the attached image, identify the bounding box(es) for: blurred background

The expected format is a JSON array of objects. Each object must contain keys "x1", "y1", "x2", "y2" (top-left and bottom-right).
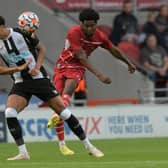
[
  {"x1": 1, "y1": 1, "x2": 168, "y2": 166},
  {"x1": 1, "y1": 0, "x2": 168, "y2": 142},
  {"x1": 1, "y1": 0, "x2": 168, "y2": 106}
]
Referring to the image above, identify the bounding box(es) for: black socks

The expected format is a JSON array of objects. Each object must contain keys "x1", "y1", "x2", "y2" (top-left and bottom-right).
[
  {"x1": 65, "y1": 114, "x2": 86, "y2": 140},
  {"x1": 6, "y1": 117, "x2": 24, "y2": 145}
]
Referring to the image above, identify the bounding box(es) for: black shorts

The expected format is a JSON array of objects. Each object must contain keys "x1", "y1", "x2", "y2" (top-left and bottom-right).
[{"x1": 9, "y1": 78, "x2": 59, "y2": 102}]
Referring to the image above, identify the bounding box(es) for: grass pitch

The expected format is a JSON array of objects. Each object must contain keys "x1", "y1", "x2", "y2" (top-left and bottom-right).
[{"x1": 1, "y1": 138, "x2": 168, "y2": 168}]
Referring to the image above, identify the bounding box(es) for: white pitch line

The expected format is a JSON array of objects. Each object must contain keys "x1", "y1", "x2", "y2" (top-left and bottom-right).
[{"x1": 2, "y1": 160, "x2": 168, "y2": 165}]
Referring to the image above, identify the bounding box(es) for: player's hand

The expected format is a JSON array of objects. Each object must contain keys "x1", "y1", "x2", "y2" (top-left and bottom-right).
[
  {"x1": 28, "y1": 68, "x2": 40, "y2": 76},
  {"x1": 128, "y1": 63, "x2": 136, "y2": 73},
  {"x1": 157, "y1": 68, "x2": 166, "y2": 76},
  {"x1": 16, "y1": 59, "x2": 31, "y2": 71},
  {"x1": 98, "y1": 74, "x2": 112, "y2": 84}
]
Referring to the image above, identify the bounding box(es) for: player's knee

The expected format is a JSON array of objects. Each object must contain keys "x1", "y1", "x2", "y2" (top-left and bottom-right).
[
  {"x1": 5, "y1": 107, "x2": 18, "y2": 118},
  {"x1": 60, "y1": 108, "x2": 72, "y2": 120},
  {"x1": 62, "y1": 94, "x2": 71, "y2": 107}
]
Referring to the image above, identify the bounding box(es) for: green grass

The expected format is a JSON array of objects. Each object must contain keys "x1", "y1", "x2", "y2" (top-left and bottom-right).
[{"x1": 1, "y1": 138, "x2": 168, "y2": 168}]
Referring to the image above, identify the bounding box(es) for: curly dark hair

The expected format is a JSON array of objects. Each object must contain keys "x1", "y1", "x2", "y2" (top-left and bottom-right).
[
  {"x1": 79, "y1": 8, "x2": 100, "y2": 23},
  {"x1": 0, "y1": 16, "x2": 5, "y2": 26}
]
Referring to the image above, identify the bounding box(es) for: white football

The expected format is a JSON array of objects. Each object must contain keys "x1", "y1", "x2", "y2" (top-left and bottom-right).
[{"x1": 18, "y1": 11, "x2": 40, "y2": 33}]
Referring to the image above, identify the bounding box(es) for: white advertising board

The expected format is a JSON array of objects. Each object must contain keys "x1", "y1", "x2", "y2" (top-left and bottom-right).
[{"x1": 6, "y1": 105, "x2": 168, "y2": 142}]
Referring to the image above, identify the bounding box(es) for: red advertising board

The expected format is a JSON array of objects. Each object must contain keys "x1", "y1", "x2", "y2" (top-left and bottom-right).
[
  {"x1": 93, "y1": 0, "x2": 127, "y2": 10},
  {"x1": 94, "y1": 0, "x2": 167, "y2": 10},
  {"x1": 39, "y1": 0, "x2": 90, "y2": 10},
  {"x1": 138, "y1": 0, "x2": 167, "y2": 9},
  {"x1": 39, "y1": 0, "x2": 167, "y2": 11},
  {"x1": 54, "y1": 0, "x2": 90, "y2": 10}
]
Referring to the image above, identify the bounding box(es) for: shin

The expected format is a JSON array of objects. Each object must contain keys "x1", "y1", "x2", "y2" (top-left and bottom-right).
[
  {"x1": 60, "y1": 108, "x2": 86, "y2": 140},
  {"x1": 5, "y1": 107, "x2": 24, "y2": 146}
]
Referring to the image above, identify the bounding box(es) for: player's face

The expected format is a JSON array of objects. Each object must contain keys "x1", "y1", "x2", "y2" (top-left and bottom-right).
[
  {"x1": 0, "y1": 26, "x2": 8, "y2": 39},
  {"x1": 81, "y1": 20, "x2": 97, "y2": 37}
]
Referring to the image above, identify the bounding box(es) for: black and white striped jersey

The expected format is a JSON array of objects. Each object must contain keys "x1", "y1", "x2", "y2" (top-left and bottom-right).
[{"x1": 0, "y1": 28, "x2": 48, "y2": 83}]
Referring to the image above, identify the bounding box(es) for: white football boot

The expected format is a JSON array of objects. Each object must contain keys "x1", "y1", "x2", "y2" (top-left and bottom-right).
[{"x1": 7, "y1": 152, "x2": 30, "y2": 160}]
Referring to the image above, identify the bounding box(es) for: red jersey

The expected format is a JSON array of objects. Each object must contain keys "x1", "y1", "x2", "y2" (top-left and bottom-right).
[{"x1": 56, "y1": 25, "x2": 113, "y2": 70}]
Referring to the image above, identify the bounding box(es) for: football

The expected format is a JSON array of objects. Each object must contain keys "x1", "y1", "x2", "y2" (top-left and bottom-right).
[{"x1": 17, "y1": 11, "x2": 40, "y2": 33}]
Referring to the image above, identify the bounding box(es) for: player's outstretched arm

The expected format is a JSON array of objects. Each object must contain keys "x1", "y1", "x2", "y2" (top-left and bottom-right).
[
  {"x1": 109, "y1": 46, "x2": 136, "y2": 73},
  {"x1": 0, "y1": 60, "x2": 31, "y2": 75},
  {"x1": 75, "y1": 49, "x2": 112, "y2": 84}
]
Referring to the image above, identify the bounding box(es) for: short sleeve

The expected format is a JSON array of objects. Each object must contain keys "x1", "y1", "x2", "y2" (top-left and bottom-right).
[
  {"x1": 100, "y1": 32, "x2": 113, "y2": 50},
  {"x1": 67, "y1": 30, "x2": 82, "y2": 51}
]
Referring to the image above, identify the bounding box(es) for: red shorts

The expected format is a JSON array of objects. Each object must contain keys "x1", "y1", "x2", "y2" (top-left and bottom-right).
[{"x1": 53, "y1": 67, "x2": 85, "y2": 94}]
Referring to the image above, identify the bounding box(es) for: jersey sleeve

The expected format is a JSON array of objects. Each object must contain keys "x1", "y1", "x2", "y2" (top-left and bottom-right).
[
  {"x1": 67, "y1": 29, "x2": 82, "y2": 51},
  {"x1": 100, "y1": 31, "x2": 113, "y2": 50}
]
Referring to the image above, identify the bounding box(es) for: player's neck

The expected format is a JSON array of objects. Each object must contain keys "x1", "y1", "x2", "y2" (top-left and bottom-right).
[{"x1": 84, "y1": 33, "x2": 94, "y2": 40}]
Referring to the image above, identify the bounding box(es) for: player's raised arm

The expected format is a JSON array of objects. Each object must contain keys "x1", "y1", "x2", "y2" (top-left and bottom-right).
[
  {"x1": 108, "y1": 45, "x2": 136, "y2": 73},
  {"x1": 75, "y1": 49, "x2": 112, "y2": 84}
]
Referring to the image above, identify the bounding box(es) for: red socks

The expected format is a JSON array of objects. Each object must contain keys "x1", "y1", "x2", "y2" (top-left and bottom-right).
[{"x1": 55, "y1": 94, "x2": 70, "y2": 141}]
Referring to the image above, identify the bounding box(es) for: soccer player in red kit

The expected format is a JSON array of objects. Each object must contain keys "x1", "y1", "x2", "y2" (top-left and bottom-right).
[{"x1": 47, "y1": 8, "x2": 136, "y2": 155}]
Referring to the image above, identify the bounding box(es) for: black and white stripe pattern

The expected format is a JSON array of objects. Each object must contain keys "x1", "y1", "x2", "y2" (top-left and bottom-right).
[{"x1": 0, "y1": 28, "x2": 48, "y2": 83}]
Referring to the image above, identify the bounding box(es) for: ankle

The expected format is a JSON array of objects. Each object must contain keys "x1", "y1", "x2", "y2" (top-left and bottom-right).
[
  {"x1": 59, "y1": 141, "x2": 65, "y2": 147},
  {"x1": 82, "y1": 137, "x2": 94, "y2": 149},
  {"x1": 18, "y1": 144, "x2": 28, "y2": 154}
]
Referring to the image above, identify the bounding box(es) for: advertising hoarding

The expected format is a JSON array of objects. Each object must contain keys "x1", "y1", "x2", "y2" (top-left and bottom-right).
[{"x1": 6, "y1": 105, "x2": 168, "y2": 142}]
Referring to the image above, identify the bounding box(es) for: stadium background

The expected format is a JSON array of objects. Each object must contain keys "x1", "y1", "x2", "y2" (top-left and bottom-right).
[
  {"x1": 1, "y1": 1, "x2": 168, "y2": 168},
  {"x1": 0, "y1": 0, "x2": 158, "y2": 100}
]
